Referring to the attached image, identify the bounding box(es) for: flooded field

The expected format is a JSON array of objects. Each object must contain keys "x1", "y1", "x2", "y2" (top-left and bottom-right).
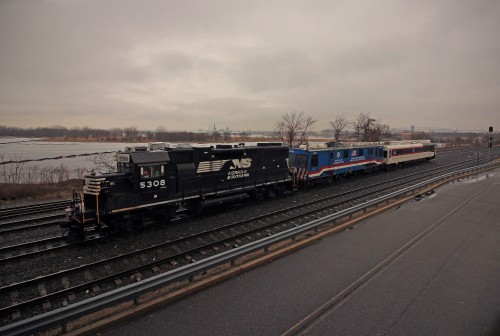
[
  {"x1": 0, "y1": 138, "x2": 131, "y2": 183},
  {"x1": 0, "y1": 138, "x2": 126, "y2": 165}
]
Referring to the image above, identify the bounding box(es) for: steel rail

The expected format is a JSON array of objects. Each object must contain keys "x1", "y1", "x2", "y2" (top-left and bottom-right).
[
  {"x1": 0, "y1": 215, "x2": 63, "y2": 234},
  {"x1": 0, "y1": 237, "x2": 68, "y2": 261},
  {"x1": 0, "y1": 200, "x2": 70, "y2": 220}
]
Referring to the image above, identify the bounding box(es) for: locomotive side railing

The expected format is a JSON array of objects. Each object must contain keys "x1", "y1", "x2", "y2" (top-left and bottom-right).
[{"x1": 2, "y1": 160, "x2": 499, "y2": 336}]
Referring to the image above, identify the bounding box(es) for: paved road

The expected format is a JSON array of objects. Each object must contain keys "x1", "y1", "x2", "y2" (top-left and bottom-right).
[{"x1": 103, "y1": 168, "x2": 500, "y2": 336}]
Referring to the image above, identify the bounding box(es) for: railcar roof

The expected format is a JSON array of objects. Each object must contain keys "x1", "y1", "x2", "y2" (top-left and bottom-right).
[
  {"x1": 130, "y1": 151, "x2": 170, "y2": 164},
  {"x1": 384, "y1": 143, "x2": 427, "y2": 150},
  {"x1": 290, "y1": 144, "x2": 383, "y2": 153}
]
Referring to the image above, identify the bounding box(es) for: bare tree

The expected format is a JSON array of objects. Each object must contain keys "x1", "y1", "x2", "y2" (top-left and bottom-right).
[
  {"x1": 81, "y1": 126, "x2": 92, "y2": 139},
  {"x1": 0, "y1": 153, "x2": 27, "y2": 184},
  {"x1": 369, "y1": 122, "x2": 390, "y2": 141},
  {"x1": 238, "y1": 130, "x2": 252, "y2": 141},
  {"x1": 124, "y1": 126, "x2": 139, "y2": 142},
  {"x1": 300, "y1": 115, "x2": 316, "y2": 145},
  {"x1": 411, "y1": 131, "x2": 429, "y2": 140},
  {"x1": 274, "y1": 111, "x2": 317, "y2": 148},
  {"x1": 329, "y1": 115, "x2": 350, "y2": 142},
  {"x1": 22, "y1": 164, "x2": 40, "y2": 184},
  {"x1": 352, "y1": 112, "x2": 372, "y2": 141},
  {"x1": 351, "y1": 112, "x2": 393, "y2": 142},
  {"x1": 155, "y1": 126, "x2": 168, "y2": 141}
]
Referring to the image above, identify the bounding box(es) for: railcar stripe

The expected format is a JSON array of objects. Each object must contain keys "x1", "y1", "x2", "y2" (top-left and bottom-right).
[
  {"x1": 196, "y1": 160, "x2": 229, "y2": 173},
  {"x1": 307, "y1": 159, "x2": 383, "y2": 178}
]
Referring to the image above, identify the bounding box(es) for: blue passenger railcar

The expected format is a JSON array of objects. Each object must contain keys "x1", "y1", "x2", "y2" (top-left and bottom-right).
[{"x1": 289, "y1": 145, "x2": 384, "y2": 185}]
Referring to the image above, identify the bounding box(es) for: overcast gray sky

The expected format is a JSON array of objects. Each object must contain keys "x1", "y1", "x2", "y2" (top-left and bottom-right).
[{"x1": 1, "y1": 0, "x2": 499, "y2": 132}]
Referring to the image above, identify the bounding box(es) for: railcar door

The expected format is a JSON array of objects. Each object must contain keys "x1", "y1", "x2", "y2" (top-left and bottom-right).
[{"x1": 310, "y1": 153, "x2": 319, "y2": 171}]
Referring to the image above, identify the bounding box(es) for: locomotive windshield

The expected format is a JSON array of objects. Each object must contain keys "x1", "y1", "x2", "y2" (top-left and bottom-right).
[
  {"x1": 117, "y1": 162, "x2": 134, "y2": 174},
  {"x1": 292, "y1": 154, "x2": 308, "y2": 168}
]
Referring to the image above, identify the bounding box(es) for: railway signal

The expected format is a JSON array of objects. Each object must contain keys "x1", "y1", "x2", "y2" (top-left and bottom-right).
[{"x1": 488, "y1": 126, "x2": 493, "y2": 149}]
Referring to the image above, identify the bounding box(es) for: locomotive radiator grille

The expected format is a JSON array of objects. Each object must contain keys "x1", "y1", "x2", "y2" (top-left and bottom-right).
[{"x1": 83, "y1": 177, "x2": 106, "y2": 195}]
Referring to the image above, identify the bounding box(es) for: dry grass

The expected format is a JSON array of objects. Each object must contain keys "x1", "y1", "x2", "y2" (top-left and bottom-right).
[{"x1": 0, "y1": 179, "x2": 82, "y2": 204}]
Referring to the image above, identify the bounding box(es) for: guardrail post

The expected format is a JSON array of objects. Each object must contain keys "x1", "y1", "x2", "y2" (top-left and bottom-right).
[{"x1": 61, "y1": 321, "x2": 67, "y2": 333}]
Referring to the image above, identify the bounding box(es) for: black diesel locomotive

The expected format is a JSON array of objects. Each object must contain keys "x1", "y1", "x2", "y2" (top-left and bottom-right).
[{"x1": 62, "y1": 143, "x2": 292, "y2": 240}]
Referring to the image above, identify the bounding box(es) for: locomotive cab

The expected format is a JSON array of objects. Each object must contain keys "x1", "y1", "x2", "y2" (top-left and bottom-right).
[{"x1": 63, "y1": 149, "x2": 176, "y2": 240}]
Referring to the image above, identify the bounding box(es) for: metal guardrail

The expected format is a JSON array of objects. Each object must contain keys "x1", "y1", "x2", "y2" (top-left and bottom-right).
[{"x1": 1, "y1": 161, "x2": 499, "y2": 336}]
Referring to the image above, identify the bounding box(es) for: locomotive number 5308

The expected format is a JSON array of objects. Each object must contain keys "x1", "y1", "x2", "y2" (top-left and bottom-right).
[{"x1": 140, "y1": 179, "x2": 166, "y2": 189}]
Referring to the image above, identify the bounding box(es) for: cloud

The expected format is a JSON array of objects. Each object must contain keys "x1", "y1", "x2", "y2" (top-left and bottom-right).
[{"x1": 0, "y1": 0, "x2": 499, "y2": 131}]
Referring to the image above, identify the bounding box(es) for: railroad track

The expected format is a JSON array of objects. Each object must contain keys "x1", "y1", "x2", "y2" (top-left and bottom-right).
[
  {"x1": 0, "y1": 215, "x2": 63, "y2": 235},
  {"x1": 2, "y1": 149, "x2": 499, "y2": 327},
  {"x1": 0, "y1": 200, "x2": 69, "y2": 254},
  {"x1": 0, "y1": 152, "x2": 485, "y2": 265},
  {"x1": 0, "y1": 200, "x2": 70, "y2": 220},
  {"x1": 0, "y1": 237, "x2": 69, "y2": 262}
]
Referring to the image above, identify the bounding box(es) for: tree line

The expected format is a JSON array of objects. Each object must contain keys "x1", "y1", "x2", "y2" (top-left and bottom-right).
[
  {"x1": 274, "y1": 111, "x2": 393, "y2": 148},
  {"x1": 0, "y1": 125, "x2": 254, "y2": 143},
  {"x1": 1, "y1": 111, "x2": 395, "y2": 147}
]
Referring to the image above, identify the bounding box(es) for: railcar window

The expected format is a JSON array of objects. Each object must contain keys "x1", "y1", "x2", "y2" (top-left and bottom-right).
[
  {"x1": 152, "y1": 165, "x2": 162, "y2": 177},
  {"x1": 343, "y1": 150, "x2": 349, "y2": 159},
  {"x1": 140, "y1": 165, "x2": 164, "y2": 179},
  {"x1": 423, "y1": 145, "x2": 435, "y2": 152},
  {"x1": 311, "y1": 154, "x2": 318, "y2": 167},
  {"x1": 118, "y1": 162, "x2": 134, "y2": 173}
]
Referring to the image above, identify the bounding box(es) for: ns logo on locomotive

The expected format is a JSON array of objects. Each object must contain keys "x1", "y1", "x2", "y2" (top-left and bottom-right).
[
  {"x1": 227, "y1": 158, "x2": 252, "y2": 180},
  {"x1": 62, "y1": 140, "x2": 435, "y2": 241}
]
